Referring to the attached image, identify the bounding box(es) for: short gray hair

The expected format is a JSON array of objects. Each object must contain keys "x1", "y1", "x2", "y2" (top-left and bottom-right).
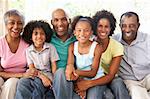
[{"x1": 4, "y1": 9, "x2": 25, "y2": 25}]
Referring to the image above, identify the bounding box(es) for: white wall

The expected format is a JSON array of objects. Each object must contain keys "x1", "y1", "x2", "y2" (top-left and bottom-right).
[{"x1": 1, "y1": 0, "x2": 150, "y2": 36}]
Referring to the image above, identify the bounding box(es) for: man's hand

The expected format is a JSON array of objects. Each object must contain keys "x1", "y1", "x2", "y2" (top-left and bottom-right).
[{"x1": 65, "y1": 64, "x2": 75, "y2": 80}]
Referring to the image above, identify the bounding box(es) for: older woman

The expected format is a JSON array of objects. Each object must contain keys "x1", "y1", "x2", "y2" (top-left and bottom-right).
[{"x1": 0, "y1": 9, "x2": 32, "y2": 99}]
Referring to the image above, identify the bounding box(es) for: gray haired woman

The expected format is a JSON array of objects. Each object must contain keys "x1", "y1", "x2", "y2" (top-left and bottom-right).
[{"x1": 0, "y1": 9, "x2": 33, "y2": 99}]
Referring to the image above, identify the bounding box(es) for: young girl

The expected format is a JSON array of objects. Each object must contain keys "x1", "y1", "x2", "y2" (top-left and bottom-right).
[
  {"x1": 16, "y1": 20, "x2": 59, "y2": 99},
  {"x1": 66, "y1": 16, "x2": 104, "y2": 99}
]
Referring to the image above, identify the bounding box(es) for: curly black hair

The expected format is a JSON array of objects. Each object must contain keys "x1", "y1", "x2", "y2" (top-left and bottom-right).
[
  {"x1": 93, "y1": 10, "x2": 116, "y2": 36},
  {"x1": 22, "y1": 20, "x2": 53, "y2": 45},
  {"x1": 71, "y1": 15, "x2": 95, "y2": 32}
]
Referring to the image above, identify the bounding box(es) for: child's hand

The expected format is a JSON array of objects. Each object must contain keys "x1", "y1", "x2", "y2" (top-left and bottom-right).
[
  {"x1": 24, "y1": 68, "x2": 38, "y2": 78},
  {"x1": 38, "y1": 73, "x2": 52, "y2": 88},
  {"x1": 70, "y1": 71, "x2": 79, "y2": 81},
  {"x1": 78, "y1": 91, "x2": 86, "y2": 99},
  {"x1": 65, "y1": 64, "x2": 75, "y2": 80}
]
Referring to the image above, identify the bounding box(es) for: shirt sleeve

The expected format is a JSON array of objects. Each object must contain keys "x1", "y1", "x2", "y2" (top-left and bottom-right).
[
  {"x1": 50, "y1": 44, "x2": 60, "y2": 62},
  {"x1": 112, "y1": 39, "x2": 124, "y2": 57},
  {"x1": 0, "y1": 38, "x2": 3, "y2": 57},
  {"x1": 26, "y1": 48, "x2": 33, "y2": 66}
]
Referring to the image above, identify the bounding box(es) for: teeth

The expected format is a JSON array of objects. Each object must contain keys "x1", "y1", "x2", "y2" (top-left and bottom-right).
[
  {"x1": 12, "y1": 30, "x2": 19, "y2": 33},
  {"x1": 101, "y1": 33, "x2": 106, "y2": 36},
  {"x1": 58, "y1": 27, "x2": 63, "y2": 31},
  {"x1": 125, "y1": 32, "x2": 132, "y2": 37},
  {"x1": 79, "y1": 36, "x2": 85, "y2": 40}
]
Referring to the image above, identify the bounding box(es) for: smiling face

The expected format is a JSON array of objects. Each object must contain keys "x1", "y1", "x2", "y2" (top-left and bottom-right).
[
  {"x1": 97, "y1": 18, "x2": 111, "y2": 40},
  {"x1": 120, "y1": 15, "x2": 140, "y2": 44},
  {"x1": 5, "y1": 15, "x2": 23, "y2": 38},
  {"x1": 51, "y1": 9, "x2": 69, "y2": 38},
  {"x1": 74, "y1": 21, "x2": 93, "y2": 44},
  {"x1": 32, "y1": 28, "x2": 46, "y2": 48}
]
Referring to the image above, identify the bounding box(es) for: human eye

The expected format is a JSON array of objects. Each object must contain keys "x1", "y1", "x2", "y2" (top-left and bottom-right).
[
  {"x1": 84, "y1": 29, "x2": 91, "y2": 32},
  {"x1": 40, "y1": 32, "x2": 45, "y2": 36},
  {"x1": 7, "y1": 21, "x2": 15, "y2": 25},
  {"x1": 17, "y1": 21, "x2": 23, "y2": 25},
  {"x1": 33, "y1": 31, "x2": 38, "y2": 35},
  {"x1": 53, "y1": 19, "x2": 58, "y2": 22},
  {"x1": 129, "y1": 24, "x2": 136, "y2": 28},
  {"x1": 75, "y1": 29, "x2": 81, "y2": 32},
  {"x1": 97, "y1": 24, "x2": 102, "y2": 28},
  {"x1": 62, "y1": 17, "x2": 67, "y2": 22},
  {"x1": 121, "y1": 24, "x2": 126, "y2": 28}
]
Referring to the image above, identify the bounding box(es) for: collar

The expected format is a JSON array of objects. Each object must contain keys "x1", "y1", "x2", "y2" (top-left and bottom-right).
[
  {"x1": 52, "y1": 32, "x2": 75, "y2": 41},
  {"x1": 28, "y1": 43, "x2": 49, "y2": 52}
]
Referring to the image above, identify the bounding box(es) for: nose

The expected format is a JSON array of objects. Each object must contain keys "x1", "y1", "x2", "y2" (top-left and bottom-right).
[
  {"x1": 124, "y1": 26, "x2": 131, "y2": 33},
  {"x1": 37, "y1": 33, "x2": 42, "y2": 38},
  {"x1": 80, "y1": 30, "x2": 86, "y2": 36},
  {"x1": 57, "y1": 20, "x2": 63, "y2": 26},
  {"x1": 101, "y1": 27, "x2": 106, "y2": 32},
  {"x1": 102, "y1": 27, "x2": 105, "y2": 32},
  {"x1": 13, "y1": 22, "x2": 18, "y2": 29}
]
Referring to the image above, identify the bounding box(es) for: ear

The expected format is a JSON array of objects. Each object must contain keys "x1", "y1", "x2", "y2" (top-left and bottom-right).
[
  {"x1": 68, "y1": 18, "x2": 71, "y2": 24},
  {"x1": 119, "y1": 23, "x2": 121, "y2": 28},
  {"x1": 138, "y1": 23, "x2": 140, "y2": 28},
  {"x1": 73, "y1": 30, "x2": 76, "y2": 36},
  {"x1": 51, "y1": 20, "x2": 53, "y2": 25}
]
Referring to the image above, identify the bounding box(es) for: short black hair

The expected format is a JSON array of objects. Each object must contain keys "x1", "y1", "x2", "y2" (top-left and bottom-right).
[
  {"x1": 120, "y1": 11, "x2": 139, "y2": 23},
  {"x1": 22, "y1": 20, "x2": 53, "y2": 44},
  {"x1": 93, "y1": 10, "x2": 116, "y2": 36}
]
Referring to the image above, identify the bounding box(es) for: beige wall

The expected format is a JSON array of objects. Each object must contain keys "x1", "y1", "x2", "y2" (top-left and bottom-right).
[{"x1": 0, "y1": 0, "x2": 8, "y2": 36}]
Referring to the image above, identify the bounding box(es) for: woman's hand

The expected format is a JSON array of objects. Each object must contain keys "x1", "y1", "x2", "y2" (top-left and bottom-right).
[
  {"x1": 75, "y1": 79, "x2": 91, "y2": 92},
  {"x1": 78, "y1": 91, "x2": 86, "y2": 99},
  {"x1": 74, "y1": 81, "x2": 86, "y2": 99}
]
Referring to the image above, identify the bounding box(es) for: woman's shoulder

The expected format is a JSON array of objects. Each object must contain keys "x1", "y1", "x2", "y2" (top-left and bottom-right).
[
  {"x1": 20, "y1": 38, "x2": 29, "y2": 47},
  {"x1": 109, "y1": 37, "x2": 124, "y2": 56},
  {"x1": 109, "y1": 37, "x2": 123, "y2": 47},
  {"x1": 0, "y1": 36, "x2": 6, "y2": 52},
  {"x1": 0, "y1": 36, "x2": 5, "y2": 42}
]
